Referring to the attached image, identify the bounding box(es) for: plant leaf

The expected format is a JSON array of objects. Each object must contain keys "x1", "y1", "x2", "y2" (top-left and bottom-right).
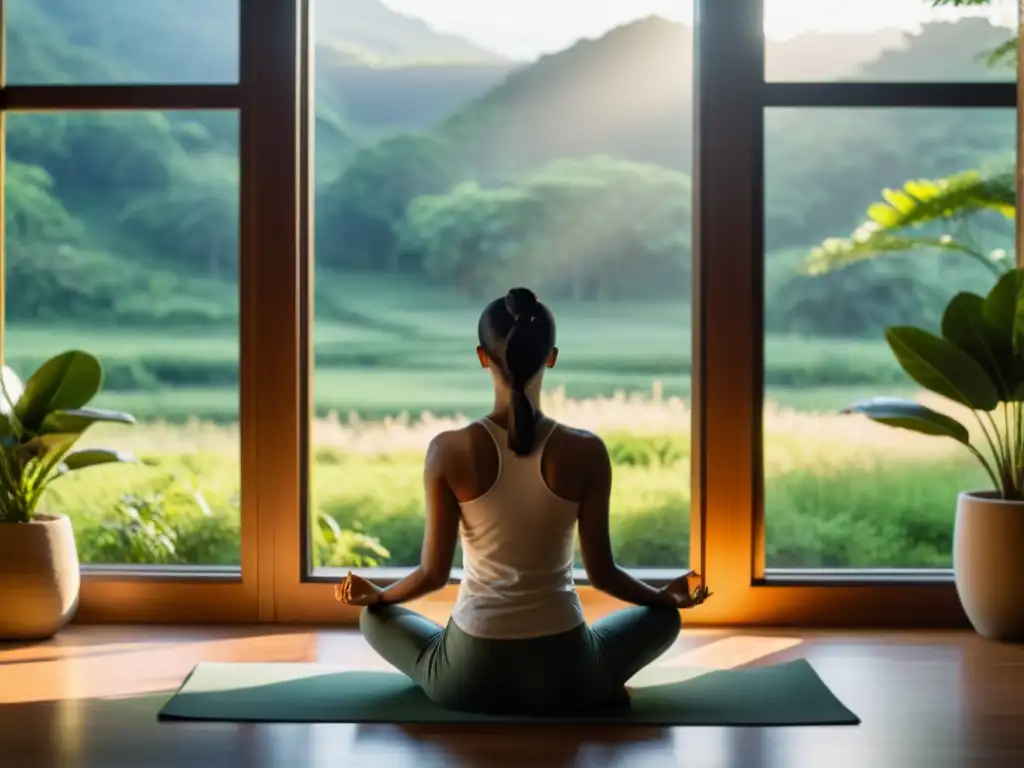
[
  {"x1": 0, "y1": 366, "x2": 24, "y2": 439},
  {"x1": 983, "y1": 269, "x2": 1024, "y2": 337},
  {"x1": 805, "y1": 233, "x2": 995, "y2": 276},
  {"x1": 886, "y1": 326, "x2": 1000, "y2": 411},
  {"x1": 941, "y1": 292, "x2": 1014, "y2": 401},
  {"x1": 318, "y1": 511, "x2": 344, "y2": 543},
  {"x1": 15, "y1": 351, "x2": 103, "y2": 432},
  {"x1": 62, "y1": 449, "x2": 136, "y2": 471},
  {"x1": 805, "y1": 169, "x2": 1015, "y2": 276},
  {"x1": 982, "y1": 270, "x2": 1024, "y2": 395},
  {"x1": 23, "y1": 432, "x2": 81, "y2": 464},
  {"x1": 40, "y1": 407, "x2": 136, "y2": 435},
  {"x1": 844, "y1": 397, "x2": 971, "y2": 443}
]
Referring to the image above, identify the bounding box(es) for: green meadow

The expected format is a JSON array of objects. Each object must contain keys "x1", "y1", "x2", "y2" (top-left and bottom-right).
[{"x1": 11, "y1": 278, "x2": 984, "y2": 573}]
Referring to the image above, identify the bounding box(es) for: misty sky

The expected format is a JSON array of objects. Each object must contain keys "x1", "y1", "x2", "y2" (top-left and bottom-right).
[{"x1": 381, "y1": 0, "x2": 1016, "y2": 60}]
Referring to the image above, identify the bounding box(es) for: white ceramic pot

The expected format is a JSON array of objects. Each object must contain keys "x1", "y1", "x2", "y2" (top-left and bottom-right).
[
  {"x1": 0, "y1": 514, "x2": 81, "y2": 641},
  {"x1": 954, "y1": 492, "x2": 1024, "y2": 642}
]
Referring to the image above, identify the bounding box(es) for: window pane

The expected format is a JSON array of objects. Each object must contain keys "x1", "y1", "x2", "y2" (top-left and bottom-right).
[
  {"x1": 310, "y1": 2, "x2": 695, "y2": 573},
  {"x1": 763, "y1": 107, "x2": 1013, "y2": 569},
  {"x1": 5, "y1": 0, "x2": 239, "y2": 84},
  {"x1": 3, "y1": 111, "x2": 241, "y2": 567},
  {"x1": 765, "y1": 0, "x2": 1016, "y2": 81}
]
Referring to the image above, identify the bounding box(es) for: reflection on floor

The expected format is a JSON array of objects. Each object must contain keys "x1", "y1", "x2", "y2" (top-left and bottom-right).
[{"x1": 0, "y1": 625, "x2": 1021, "y2": 767}]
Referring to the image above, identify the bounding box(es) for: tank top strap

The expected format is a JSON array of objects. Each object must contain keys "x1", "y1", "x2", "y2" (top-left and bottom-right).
[{"x1": 476, "y1": 416, "x2": 557, "y2": 459}]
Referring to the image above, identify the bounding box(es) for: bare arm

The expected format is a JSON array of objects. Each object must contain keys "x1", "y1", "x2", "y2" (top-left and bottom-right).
[
  {"x1": 577, "y1": 435, "x2": 676, "y2": 607},
  {"x1": 375, "y1": 433, "x2": 461, "y2": 605}
]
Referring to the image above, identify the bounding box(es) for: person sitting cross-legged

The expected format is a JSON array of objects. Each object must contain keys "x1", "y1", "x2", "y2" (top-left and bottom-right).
[{"x1": 335, "y1": 287, "x2": 710, "y2": 716}]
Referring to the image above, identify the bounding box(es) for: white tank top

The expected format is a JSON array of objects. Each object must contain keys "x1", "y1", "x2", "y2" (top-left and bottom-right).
[{"x1": 450, "y1": 417, "x2": 585, "y2": 640}]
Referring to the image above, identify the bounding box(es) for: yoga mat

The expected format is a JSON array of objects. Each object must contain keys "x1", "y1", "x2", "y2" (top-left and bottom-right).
[{"x1": 158, "y1": 659, "x2": 859, "y2": 726}]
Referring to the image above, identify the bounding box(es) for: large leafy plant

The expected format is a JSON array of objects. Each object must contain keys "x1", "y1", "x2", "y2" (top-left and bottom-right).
[
  {"x1": 0, "y1": 350, "x2": 135, "y2": 524},
  {"x1": 848, "y1": 269, "x2": 1024, "y2": 500}
]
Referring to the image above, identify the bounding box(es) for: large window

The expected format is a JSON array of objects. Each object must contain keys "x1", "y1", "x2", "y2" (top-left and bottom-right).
[
  {"x1": 758, "y1": 5, "x2": 1017, "y2": 580},
  {"x1": 763, "y1": 107, "x2": 1010, "y2": 570},
  {"x1": 4, "y1": 111, "x2": 241, "y2": 568},
  {"x1": 0, "y1": 0, "x2": 1015, "y2": 626},
  {"x1": 307, "y1": 1, "x2": 696, "y2": 578},
  {"x1": 0, "y1": 0, "x2": 256, "y2": 621}
]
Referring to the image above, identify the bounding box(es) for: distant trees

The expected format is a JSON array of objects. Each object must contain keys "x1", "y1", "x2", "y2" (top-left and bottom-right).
[
  {"x1": 316, "y1": 133, "x2": 464, "y2": 273},
  {"x1": 396, "y1": 156, "x2": 691, "y2": 300},
  {"x1": 2, "y1": 6, "x2": 1016, "y2": 333}
]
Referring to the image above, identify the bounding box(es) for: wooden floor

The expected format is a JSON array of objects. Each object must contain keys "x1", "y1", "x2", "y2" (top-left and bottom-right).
[{"x1": 0, "y1": 625, "x2": 1021, "y2": 768}]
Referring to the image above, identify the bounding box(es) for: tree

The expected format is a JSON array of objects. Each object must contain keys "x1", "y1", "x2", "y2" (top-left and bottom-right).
[
  {"x1": 397, "y1": 156, "x2": 691, "y2": 300},
  {"x1": 316, "y1": 133, "x2": 464, "y2": 274},
  {"x1": 4, "y1": 162, "x2": 82, "y2": 246},
  {"x1": 118, "y1": 161, "x2": 240, "y2": 279}
]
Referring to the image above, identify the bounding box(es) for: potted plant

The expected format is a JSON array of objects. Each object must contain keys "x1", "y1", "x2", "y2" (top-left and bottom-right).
[
  {"x1": 846, "y1": 269, "x2": 1024, "y2": 641},
  {"x1": 0, "y1": 350, "x2": 135, "y2": 641}
]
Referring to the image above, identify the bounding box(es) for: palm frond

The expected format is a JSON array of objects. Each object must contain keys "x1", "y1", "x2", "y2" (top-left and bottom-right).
[
  {"x1": 805, "y1": 170, "x2": 1015, "y2": 275},
  {"x1": 868, "y1": 171, "x2": 1014, "y2": 229}
]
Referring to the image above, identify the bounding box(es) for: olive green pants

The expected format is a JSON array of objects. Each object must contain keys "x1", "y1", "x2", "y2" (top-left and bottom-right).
[{"x1": 359, "y1": 603, "x2": 681, "y2": 716}]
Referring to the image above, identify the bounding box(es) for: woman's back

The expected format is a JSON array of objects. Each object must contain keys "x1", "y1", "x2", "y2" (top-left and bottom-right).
[
  {"x1": 447, "y1": 416, "x2": 596, "y2": 639},
  {"x1": 349, "y1": 288, "x2": 696, "y2": 717}
]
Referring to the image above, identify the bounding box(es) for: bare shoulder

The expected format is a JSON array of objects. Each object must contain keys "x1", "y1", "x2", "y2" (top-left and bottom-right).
[
  {"x1": 425, "y1": 424, "x2": 483, "y2": 466},
  {"x1": 426, "y1": 426, "x2": 471, "y2": 455},
  {"x1": 552, "y1": 423, "x2": 609, "y2": 461}
]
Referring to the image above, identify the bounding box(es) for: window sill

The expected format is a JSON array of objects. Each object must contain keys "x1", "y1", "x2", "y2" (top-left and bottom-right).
[
  {"x1": 760, "y1": 569, "x2": 954, "y2": 586},
  {"x1": 82, "y1": 564, "x2": 242, "y2": 583},
  {"x1": 74, "y1": 566, "x2": 254, "y2": 624}
]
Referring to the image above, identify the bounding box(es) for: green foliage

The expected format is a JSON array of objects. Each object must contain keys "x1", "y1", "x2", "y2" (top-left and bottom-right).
[
  {"x1": 58, "y1": 432, "x2": 977, "y2": 569},
  {"x1": 849, "y1": 269, "x2": 1024, "y2": 499},
  {"x1": 397, "y1": 156, "x2": 691, "y2": 300},
  {"x1": 807, "y1": 170, "x2": 1015, "y2": 278},
  {"x1": 317, "y1": 133, "x2": 464, "y2": 273},
  {"x1": 844, "y1": 397, "x2": 970, "y2": 442},
  {"x1": 315, "y1": 510, "x2": 390, "y2": 569},
  {"x1": 0, "y1": 351, "x2": 135, "y2": 524},
  {"x1": 0, "y1": 9, "x2": 1014, "y2": 339}
]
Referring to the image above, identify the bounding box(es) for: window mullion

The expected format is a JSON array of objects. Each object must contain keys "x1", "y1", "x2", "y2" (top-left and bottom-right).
[
  {"x1": 692, "y1": 0, "x2": 765, "y2": 619},
  {"x1": 240, "y1": 0, "x2": 303, "y2": 621}
]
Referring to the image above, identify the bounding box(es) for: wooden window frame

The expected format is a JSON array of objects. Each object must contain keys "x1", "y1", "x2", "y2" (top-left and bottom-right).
[
  {"x1": 1, "y1": 0, "x2": 1013, "y2": 627},
  {"x1": 0, "y1": 0, "x2": 303, "y2": 623},
  {"x1": 691, "y1": 0, "x2": 1015, "y2": 628}
]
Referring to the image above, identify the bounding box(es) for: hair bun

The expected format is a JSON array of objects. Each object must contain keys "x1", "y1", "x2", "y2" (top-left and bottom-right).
[{"x1": 505, "y1": 287, "x2": 538, "y2": 319}]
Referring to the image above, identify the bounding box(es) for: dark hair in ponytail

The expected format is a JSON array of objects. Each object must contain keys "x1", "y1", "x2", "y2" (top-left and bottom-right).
[{"x1": 478, "y1": 287, "x2": 557, "y2": 456}]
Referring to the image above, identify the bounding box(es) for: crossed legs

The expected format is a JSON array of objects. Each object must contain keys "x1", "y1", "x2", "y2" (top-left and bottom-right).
[{"x1": 359, "y1": 602, "x2": 681, "y2": 713}]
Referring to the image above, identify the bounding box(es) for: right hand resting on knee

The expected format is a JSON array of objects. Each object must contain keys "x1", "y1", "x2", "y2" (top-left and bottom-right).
[
  {"x1": 658, "y1": 571, "x2": 712, "y2": 609},
  {"x1": 334, "y1": 571, "x2": 383, "y2": 606}
]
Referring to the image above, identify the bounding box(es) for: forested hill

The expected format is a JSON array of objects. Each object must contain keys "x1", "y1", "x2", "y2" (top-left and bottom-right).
[
  {"x1": 439, "y1": 16, "x2": 1013, "y2": 178},
  {"x1": 5, "y1": 0, "x2": 505, "y2": 84},
  {"x1": 3, "y1": 4, "x2": 1015, "y2": 335},
  {"x1": 318, "y1": 15, "x2": 1014, "y2": 333}
]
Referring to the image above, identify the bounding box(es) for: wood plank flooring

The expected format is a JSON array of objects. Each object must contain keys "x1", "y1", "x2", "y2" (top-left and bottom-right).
[{"x1": 1, "y1": 625, "x2": 1021, "y2": 767}]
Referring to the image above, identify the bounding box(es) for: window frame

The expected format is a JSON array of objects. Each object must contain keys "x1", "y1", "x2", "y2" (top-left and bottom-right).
[
  {"x1": 0, "y1": 0, "x2": 305, "y2": 623},
  {"x1": 0, "y1": 0, "x2": 1013, "y2": 627},
  {"x1": 692, "y1": 0, "x2": 1016, "y2": 627}
]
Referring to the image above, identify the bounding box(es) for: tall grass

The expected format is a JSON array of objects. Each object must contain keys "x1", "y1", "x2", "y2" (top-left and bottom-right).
[{"x1": 48, "y1": 384, "x2": 984, "y2": 570}]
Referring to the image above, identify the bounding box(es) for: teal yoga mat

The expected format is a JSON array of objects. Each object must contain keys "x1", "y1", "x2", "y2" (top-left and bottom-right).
[{"x1": 158, "y1": 659, "x2": 859, "y2": 726}]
